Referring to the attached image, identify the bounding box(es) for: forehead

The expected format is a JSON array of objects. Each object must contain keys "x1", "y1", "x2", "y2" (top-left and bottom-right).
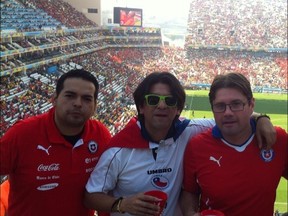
[
  {"x1": 62, "y1": 78, "x2": 95, "y2": 95},
  {"x1": 149, "y1": 83, "x2": 172, "y2": 95},
  {"x1": 214, "y1": 88, "x2": 246, "y2": 102}
]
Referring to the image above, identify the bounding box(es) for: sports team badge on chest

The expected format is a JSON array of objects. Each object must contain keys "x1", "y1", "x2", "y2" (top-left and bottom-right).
[
  {"x1": 88, "y1": 141, "x2": 98, "y2": 153},
  {"x1": 260, "y1": 149, "x2": 274, "y2": 162}
]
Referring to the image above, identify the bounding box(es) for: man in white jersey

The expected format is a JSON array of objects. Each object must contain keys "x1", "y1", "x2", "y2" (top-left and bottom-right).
[{"x1": 84, "y1": 72, "x2": 275, "y2": 216}]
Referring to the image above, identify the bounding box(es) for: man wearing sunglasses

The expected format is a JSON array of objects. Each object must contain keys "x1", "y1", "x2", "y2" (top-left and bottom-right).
[
  {"x1": 84, "y1": 72, "x2": 275, "y2": 216},
  {"x1": 181, "y1": 73, "x2": 287, "y2": 216}
]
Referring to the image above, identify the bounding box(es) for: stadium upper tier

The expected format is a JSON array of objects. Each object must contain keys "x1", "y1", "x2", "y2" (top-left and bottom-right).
[
  {"x1": 1, "y1": 0, "x2": 287, "y2": 50},
  {"x1": 1, "y1": 0, "x2": 63, "y2": 31},
  {"x1": 0, "y1": 26, "x2": 162, "y2": 77},
  {"x1": 185, "y1": 0, "x2": 287, "y2": 50},
  {"x1": 0, "y1": 0, "x2": 97, "y2": 31}
]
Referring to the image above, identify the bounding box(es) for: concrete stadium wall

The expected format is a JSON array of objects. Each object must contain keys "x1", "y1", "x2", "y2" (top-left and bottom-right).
[{"x1": 62, "y1": 0, "x2": 101, "y2": 25}]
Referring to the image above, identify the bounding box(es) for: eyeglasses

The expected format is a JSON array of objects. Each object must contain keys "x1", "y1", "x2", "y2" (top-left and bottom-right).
[
  {"x1": 144, "y1": 94, "x2": 178, "y2": 107},
  {"x1": 212, "y1": 101, "x2": 246, "y2": 113}
]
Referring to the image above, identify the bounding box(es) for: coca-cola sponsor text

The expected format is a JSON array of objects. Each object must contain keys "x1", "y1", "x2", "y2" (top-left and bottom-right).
[{"x1": 38, "y1": 163, "x2": 60, "y2": 171}]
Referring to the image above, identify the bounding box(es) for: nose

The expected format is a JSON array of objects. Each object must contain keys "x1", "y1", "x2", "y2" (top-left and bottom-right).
[
  {"x1": 73, "y1": 97, "x2": 82, "y2": 107},
  {"x1": 223, "y1": 104, "x2": 233, "y2": 115},
  {"x1": 157, "y1": 99, "x2": 167, "y2": 108}
]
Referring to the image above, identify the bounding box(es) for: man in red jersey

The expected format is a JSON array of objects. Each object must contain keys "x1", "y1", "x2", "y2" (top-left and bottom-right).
[
  {"x1": 181, "y1": 73, "x2": 287, "y2": 216},
  {"x1": 0, "y1": 69, "x2": 111, "y2": 216}
]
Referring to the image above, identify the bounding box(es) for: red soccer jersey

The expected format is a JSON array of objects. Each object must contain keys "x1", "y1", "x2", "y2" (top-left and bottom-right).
[
  {"x1": 183, "y1": 127, "x2": 287, "y2": 216},
  {"x1": 0, "y1": 108, "x2": 111, "y2": 216}
]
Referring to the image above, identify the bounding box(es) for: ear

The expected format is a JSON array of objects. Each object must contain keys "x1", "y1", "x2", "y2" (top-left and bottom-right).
[
  {"x1": 51, "y1": 93, "x2": 57, "y2": 106},
  {"x1": 93, "y1": 101, "x2": 97, "y2": 116},
  {"x1": 139, "y1": 105, "x2": 144, "y2": 114},
  {"x1": 250, "y1": 98, "x2": 255, "y2": 109},
  {"x1": 249, "y1": 98, "x2": 255, "y2": 115}
]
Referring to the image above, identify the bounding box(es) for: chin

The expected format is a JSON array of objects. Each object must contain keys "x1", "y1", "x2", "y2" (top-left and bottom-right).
[{"x1": 69, "y1": 119, "x2": 85, "y2": 127}]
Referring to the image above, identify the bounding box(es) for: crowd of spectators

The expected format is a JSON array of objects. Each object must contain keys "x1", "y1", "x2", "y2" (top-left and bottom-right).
[
  {"x1": 1, "y1": 0, "x2": 63, "y2": 31},
  {"x1": 1, "y1": 46, "x2": 287, "y2": 136},
  {"x1": 1, "y1": 0, "x2": 97, "y2": 32},
  {"x1": 186, "y1": 0, "x2": 287, "y2": 49},
  {"x1": 24, "y1": 0, "x2": 97, "y2": 28},
  {"x1": 1, "y1": 26, "x2": 162, "y2": 73},
  {"x1": 1, "y1": 0, "x2": 287, "y2": 138},
  {"x1": 0, "y1": 69, "x2": 56, "y2": 135},
  {"x1": 133, "y1": 46, "x2": 287, "y2": 90}
]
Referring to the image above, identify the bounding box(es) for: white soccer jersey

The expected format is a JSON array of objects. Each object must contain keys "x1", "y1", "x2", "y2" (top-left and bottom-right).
[{"x1": 86, "y1": 118, "x2": 214, "y2": 215}]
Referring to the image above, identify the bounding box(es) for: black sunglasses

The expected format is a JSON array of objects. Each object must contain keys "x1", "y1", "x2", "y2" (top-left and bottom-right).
[{"x1": 144, "y1": 94, "x2": 178, "y2": 107}]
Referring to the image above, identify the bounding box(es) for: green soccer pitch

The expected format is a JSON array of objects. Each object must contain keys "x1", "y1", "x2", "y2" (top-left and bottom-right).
[{"x1": 182, "y1": 90, "x2": 288, "y2": 213}]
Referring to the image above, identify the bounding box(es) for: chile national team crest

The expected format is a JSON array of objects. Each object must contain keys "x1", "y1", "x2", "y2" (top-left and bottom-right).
[
  {"x1": 260, "y1": 149, "x2": 274, "y2": 162},
  {"x1": 151, "y1": 175, "x2": 169, "y2": 189},
  {"x1": 88, "y1": 141, "x2": 98, "y2": 153}
]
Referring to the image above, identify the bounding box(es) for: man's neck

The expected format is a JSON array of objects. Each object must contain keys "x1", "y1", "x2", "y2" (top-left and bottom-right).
[
  {"x1": 148, "y1": 131, "x2": 169, "y2": 143},
  {"x1": 222, "y1": 126, "x2": 253, "y2": 146},
  {"x1": 141, "y1": 123, "x2": 170, "y2": 143}
]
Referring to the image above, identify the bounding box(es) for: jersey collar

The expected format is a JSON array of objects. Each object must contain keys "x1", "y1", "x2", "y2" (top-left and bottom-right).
[
  {"x1": 212, "y1": 119, "x2": 256, "y2": 151},
  {"x1": 140, "y1": 118, "x2": 190, "y2": 144}
]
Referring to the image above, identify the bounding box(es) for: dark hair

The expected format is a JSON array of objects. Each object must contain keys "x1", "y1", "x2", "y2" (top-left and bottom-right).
[
  {"x1": 56, "y1": 69, "x2": 99, "y2": 100},
  {"x1": 133, "y1": 72, "x2": 186, "y2": 120},
  {"x1": 209, "y1": 73, "x2": 253, "y2": 104}
]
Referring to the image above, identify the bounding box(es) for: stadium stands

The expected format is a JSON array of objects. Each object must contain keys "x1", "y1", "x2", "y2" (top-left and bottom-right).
[
  {"x1": 0, "y1": 0, "x2": 287, "y2": 140},
  {"x1": 1, "y1": 0, "x2": 63, "y2": 31},
  {"x1": 185, "y1": 0, "x2": 287, "y2": 50}
]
